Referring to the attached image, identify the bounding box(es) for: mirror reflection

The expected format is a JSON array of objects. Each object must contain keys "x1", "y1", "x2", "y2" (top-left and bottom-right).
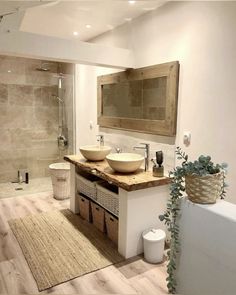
[{"x1": 102, "y1": 76, "x2": 167, "y2": 120}]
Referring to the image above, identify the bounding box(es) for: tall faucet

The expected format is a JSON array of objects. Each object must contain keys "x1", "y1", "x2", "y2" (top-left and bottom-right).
[
  {"x1": 97, "y1": 135, "x2": 104, "y2": 147},
  {"x1": 133, "y1": 143, "x2": 150, "y2": 172}
]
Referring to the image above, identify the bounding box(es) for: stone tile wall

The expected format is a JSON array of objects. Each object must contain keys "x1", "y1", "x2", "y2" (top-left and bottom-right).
[{"x1": 0, "y1": 56, "x2": 74, "y2": 183}]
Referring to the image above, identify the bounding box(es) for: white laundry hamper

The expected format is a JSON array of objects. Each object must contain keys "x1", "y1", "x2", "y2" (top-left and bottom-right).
[
  {"x1": 142, "y1": 228, "x2": 166, "y2": 264},
  {"x1": 49, "y1": 162, "x2": 70, "y2": 200}
]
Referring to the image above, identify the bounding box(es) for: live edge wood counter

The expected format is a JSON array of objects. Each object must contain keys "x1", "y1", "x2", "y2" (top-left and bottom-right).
[{"x1": 64, "y1": 155, "x2": 170, "y2": 192}]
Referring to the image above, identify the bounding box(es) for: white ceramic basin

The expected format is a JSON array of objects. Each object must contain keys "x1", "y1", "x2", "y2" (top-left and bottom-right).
[
  {"x1": 106, "y1": 153, "x2": 144, "y2": 173},
  {"x1": 79, "y1": 145, "x2": 112, "y2": 161}
]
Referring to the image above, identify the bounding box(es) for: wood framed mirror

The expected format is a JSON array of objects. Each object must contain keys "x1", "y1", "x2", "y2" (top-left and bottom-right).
[{"x1": 97, "y1": 61, "x2": 179, "y2": 136}]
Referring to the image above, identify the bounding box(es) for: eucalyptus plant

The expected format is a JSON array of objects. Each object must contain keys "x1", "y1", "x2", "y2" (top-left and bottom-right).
[{"x1": 159, "y1": 147, "x2": 227, "y2": 294}]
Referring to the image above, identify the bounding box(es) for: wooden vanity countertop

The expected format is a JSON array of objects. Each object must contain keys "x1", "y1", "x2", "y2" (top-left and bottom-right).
[{"x1": 64, "y1": 155, "x2": 170, "y2": 192}]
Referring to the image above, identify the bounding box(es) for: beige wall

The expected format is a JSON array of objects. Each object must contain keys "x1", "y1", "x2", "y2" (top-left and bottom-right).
[
  {"x1": 0, "y1": 56, "x2": 74, "y2": 182},
  {"x1": 76, "y1": 1, "x2": 236, "y2": 203}
]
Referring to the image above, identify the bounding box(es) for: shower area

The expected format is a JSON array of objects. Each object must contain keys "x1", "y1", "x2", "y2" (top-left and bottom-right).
[{"x1": 0, "y1": 55, "x2": 74, "y2": 198}]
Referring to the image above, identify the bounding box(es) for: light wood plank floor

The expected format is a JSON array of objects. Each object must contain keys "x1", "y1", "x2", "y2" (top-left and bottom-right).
[{"x1": 0, "y1": 192, "x2": 168, "y2": 294}]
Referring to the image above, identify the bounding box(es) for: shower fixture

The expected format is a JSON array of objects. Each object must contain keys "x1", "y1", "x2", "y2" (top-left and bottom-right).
[
  {"x1": 52, "y1": 95, "x2": 63, "y2": 103},
  {"x1": 35, "y1": 62, "x2": 51, "y2": 72},
  {"x1": 58, "y1": 134, "x2": 68, "y2": 150},
  {"x1": 58, "y1": 77, "x2": 62, "y2": 89},
  {"x1": 35, "y1": 63, "x2": 68, "y2": 151},
  {"x1": 36, "y1": 62, "x2": 64, "y2": 73},
  {"x1": 52, "y1": 73, "x2": 66, "y2": 89},
  {"x1": 52, "y1": 91, "x2": 68, "y2": 151}
]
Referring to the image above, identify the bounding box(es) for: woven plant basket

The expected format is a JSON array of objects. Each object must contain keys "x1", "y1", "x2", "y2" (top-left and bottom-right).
[{"x1": 185, "y1": 172, "x2": 223, "y2": 204}]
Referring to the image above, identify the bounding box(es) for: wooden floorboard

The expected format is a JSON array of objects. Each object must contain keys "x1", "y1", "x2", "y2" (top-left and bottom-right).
[{"x1": 0, "y1": 192, "x2": 168, "y2": 294}]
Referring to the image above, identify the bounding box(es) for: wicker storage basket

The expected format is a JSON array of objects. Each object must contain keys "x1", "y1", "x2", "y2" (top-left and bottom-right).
[
  {"x1": 78, "y1": 194, "x2": 91, "y2": 222},
  {"x1": 49, "y1": 163, "x2": 70, "y2": 200},
  {"x1": 91, "y1": 202, "x2": 105, "y2": 232},
  {"x1": 185, "y1": 172, "x2": 223, "y2": 204},
  {"x1": 76, "y1": 173, "x2": 98, "y2": 201},
  {"x1": 105, "y1": 211, "x2": 118, "y2": 245},
  {"x1": 96, "y1": 181, "x2": 119, "y2": 217}
]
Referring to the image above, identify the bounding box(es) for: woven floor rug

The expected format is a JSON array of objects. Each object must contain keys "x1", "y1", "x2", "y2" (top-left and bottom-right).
[{"x1": 9, "y1": 209, "x2": 123, "y2": 291}]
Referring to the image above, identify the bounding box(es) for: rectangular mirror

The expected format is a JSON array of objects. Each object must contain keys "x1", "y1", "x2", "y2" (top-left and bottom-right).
[{"x1": 97, "y1": 61, "x2": 179, "y2": 136}]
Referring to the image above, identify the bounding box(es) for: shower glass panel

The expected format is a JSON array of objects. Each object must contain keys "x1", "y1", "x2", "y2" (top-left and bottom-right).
[{"x1": 0, "y1": 55, "x2": 74, "y2": 188}]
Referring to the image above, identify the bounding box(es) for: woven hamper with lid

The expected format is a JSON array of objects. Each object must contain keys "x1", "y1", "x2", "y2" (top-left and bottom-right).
[{"x1": 185, "y1": 172, "x2": 223, "y2": 204}]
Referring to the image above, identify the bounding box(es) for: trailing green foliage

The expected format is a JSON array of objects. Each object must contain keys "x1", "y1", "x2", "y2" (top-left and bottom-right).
[{"x1": 159, "y1": 147, "x2": 227, "y2": 293}]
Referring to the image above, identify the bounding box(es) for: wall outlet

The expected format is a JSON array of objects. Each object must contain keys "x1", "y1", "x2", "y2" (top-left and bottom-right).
[{"x1": 183, "y1": 132, "x2": 191, "y2": 146}]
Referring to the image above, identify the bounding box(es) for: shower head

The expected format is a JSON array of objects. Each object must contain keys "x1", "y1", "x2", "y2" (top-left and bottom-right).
[
  {"x1": 35, "y1": 63, "x2": 51, "y2": 72},
  {"x1": 36, "y1": 67, "x2": 49, "y2": 72},
  {"x1": 53, "y1": 73, "x2": 66, "y2": 78}
]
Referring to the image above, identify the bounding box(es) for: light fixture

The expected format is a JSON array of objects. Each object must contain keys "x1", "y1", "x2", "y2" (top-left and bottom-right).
[
  {"x1": 73, "y1": 31, "x2": 79, "y2": 36},
  {"x1": 128, "y1": 0, "x2": 136, "y2": 4},
  {"x1": 85, "y1": 24, "x2": 91, "y2": 29},
  {"x1": 7, "y1": 70, "x2": 11, "y2": 73},
  {"x1": 143, "y1": 7, "x2": 157, "y2": 11},
  {"x1": 125, "y1": 17, "x2": 132, "y2": 22}
]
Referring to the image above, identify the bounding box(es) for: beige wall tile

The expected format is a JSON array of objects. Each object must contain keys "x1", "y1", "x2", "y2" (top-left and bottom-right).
[
  {"x1": 0, "y1": 106, "x2": 34, "y2": 129},
  {"x1": 0, "y1": 129, "x2": 11, "y2": 147},
  {"x1": 8, "y1": 85, "x2": 34, "y2": 106},
  {"x1": 34, "y1": 86, "x2": 58, "y2": 107},
  {"x1": 34, "y1": 106, "x2": 59, "y2": 129},
  {"x1": 9, "y1": 128, "x2": 32, "y2": 149},
  {"x1": 0, "y1": 171, "x2": 18, "y2": 183},
  {"x1": 0, "y1": 56, "x2": 73, "y2": 183},
  {"x1": 0, "y1": 83, "x2": 7, "y2": 103}
]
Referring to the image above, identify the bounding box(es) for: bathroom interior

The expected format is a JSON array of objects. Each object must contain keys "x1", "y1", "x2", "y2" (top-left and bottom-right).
[
  {"x1": 0, "y1": 1, "x2": 236, "y2": 295},
  {"x1": 0, "y1": 56, "x2": 74, "y2": 198}
]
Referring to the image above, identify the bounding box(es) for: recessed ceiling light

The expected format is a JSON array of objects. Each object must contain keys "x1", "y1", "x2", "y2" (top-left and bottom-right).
[
  {"x1": 125, "y1": 18, "x2": 132, "y2": 22},
  {"x1": 129, "y1": 1, "x2": 136, "y2": 4},
  {"x1": 7, "y1": 70, "x2": 11, "y2": 73},
  {"x1": 85, "y1": 24, "x2": 91, "y2": 29},
  {"x1": 73, "y1": 31, "x2": 79, "y2": 36}
]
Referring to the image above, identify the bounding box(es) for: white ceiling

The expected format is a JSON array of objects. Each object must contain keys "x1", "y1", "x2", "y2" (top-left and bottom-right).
[
  {"x1": 14, "y1": 0, "x2": 166, "y2": 41},
  {"x1": 0, "y1": 1, "x2": 51, "y2": 16}
]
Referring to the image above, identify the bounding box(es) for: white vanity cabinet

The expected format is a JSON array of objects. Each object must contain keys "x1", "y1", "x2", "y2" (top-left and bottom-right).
[{"x1": 65, "y1": 155, "x2": 170, "y2": 259}]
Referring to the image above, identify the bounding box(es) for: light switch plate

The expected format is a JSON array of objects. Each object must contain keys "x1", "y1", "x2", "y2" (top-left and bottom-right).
[{"x1": 183, "y1": 132, "x2": 191, "y2": 146}]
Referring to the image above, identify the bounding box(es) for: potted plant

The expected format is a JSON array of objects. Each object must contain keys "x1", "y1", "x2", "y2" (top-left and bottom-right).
[{"x1": 159, "y1": 147, "x2": 227, "y2": 294}]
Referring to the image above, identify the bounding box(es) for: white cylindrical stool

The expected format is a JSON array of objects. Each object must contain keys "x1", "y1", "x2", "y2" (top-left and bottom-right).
[
  {"x1": 49, "y1": 162, "x2": 70, "y2": 200},
  {"x1": 142, "y1": 228, "x2": 166, "y2": 263}
]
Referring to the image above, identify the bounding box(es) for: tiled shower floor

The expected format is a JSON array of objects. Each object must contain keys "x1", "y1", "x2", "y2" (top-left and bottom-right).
[{"x1": 0, "y1": 177, "x2": 52, "y2": 199}]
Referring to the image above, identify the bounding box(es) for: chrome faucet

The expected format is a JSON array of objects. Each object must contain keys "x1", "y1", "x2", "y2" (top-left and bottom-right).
[
  {"x1": 97, "y1": 135, "x2": 104, "y2": 147},
  {"x1": 133, "y1": 143, "x2": 150, "y2": 171},
  {"x1": 115, "y1": 147, "x2": 122, "y2": 153}
]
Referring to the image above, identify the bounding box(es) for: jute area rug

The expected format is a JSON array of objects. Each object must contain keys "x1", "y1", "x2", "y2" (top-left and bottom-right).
[{"x1": 9, "y1": 209, "x2": 124, "y2": 291}]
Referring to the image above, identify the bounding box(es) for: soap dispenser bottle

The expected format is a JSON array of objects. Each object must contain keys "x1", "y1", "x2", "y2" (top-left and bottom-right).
[{"x1": 152, "y1": 151, "x2": 164, "y2": 177}]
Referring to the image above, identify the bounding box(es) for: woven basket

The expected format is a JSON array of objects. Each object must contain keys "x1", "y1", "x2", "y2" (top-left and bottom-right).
[
  {"x1": 75, "y1": 174, "x2": 98, "y2": 201},
  {"x1": 105, "y1": 211, "x2": 118, "y2": 245},
  {"x1": 185, "y1": 172, "x2": 223, "y2": 204},
  {"x1": 96, "y1": 181, "x2": 119, "y2": 217}
]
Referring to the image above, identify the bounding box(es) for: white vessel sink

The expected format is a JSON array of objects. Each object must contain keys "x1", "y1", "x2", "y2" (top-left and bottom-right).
[
  {"x1": 106, "y1": 153, "x2": 144, "y2": 173},
  {"x1": 79, "y1": 145, "x2": 112, "y2": 161}
]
